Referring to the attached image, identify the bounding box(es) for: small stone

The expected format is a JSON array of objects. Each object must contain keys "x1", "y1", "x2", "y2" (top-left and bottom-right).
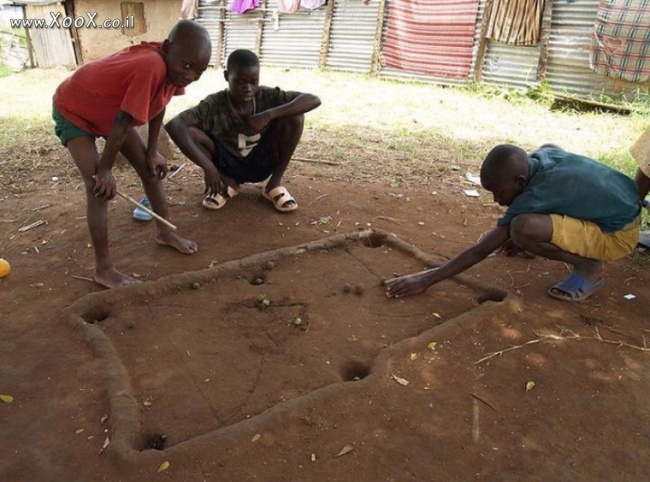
[
  {"x1": 191, "y1": 281, "x2": 201, "y2": 290},
  {"x1": 343, "y1": 283, "x2": 352, "y2": 293},
  {"x1": 264, "y1": 261, "x2": 275, "y2": 271},
  {"x1": 354, "y1": 284, "x2": 364, "y2": 295},
  {"x1": 253, "y1": 277, "x2": 265, "y2": 285}
]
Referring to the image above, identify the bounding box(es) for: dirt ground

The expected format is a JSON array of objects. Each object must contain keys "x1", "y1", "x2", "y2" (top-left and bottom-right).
[{"x1": 1, "y1": 141, "x2": 650, "y2": 482}]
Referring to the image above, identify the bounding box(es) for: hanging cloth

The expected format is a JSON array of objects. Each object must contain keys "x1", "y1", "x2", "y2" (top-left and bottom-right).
[
  {"x1": 300, "y1": 0, "x2": 327, "y2": 10},
  {"x1": 589, "y1": 0, "x2": 650, "y2": 83},
  {"x1": 485, "y1": 0, "x2": 544, "y2": 45},
  {"x1": 180, "y1": 0, "x2": 199, "y2": 19},
  {"x1": 278, "y1": 0, "x2": 301, "y2": 13},
  {"x1": 230, "y1": 0, "x2": 260, "y2": 14}
]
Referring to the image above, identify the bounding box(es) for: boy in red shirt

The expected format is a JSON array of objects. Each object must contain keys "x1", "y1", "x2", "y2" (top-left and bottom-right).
[{"x1": 53, "y1": 20, "x2": 211, "y2": 289}]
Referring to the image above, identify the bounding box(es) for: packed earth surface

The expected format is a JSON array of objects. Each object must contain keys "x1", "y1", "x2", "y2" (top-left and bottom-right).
[{"x1": 2, "y1": 70, "x2": 650, "y2": 482}]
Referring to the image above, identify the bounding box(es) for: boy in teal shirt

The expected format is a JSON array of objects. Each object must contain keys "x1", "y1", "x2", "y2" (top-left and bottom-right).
[{"x1": 386, "y1": 144, "x2": 640, "y2": 302}]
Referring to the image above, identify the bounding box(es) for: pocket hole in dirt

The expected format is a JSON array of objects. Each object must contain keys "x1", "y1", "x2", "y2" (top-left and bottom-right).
[
  {"x1": 250, "y1": 273, "x2": 267, "y2": 285},
  {"x1": 477, "y1": 291, "x2": 506, "y2": 304},
  {"x1": 141, "y1": 433, "x2": 167, "y2": 451},
  {"x1": 361, "y1": 232, "x2": 387, "y2": 248},
  {"x1": 83, "y1": 311, "x2": 110, "y2": 324},
  {"x1": 341, "y1": 360, "x2": 370, "y2": 382}
]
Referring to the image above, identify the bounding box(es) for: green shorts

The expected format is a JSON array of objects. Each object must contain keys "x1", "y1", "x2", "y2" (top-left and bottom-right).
[{"x1": 52, "y1": 104, "x2": 94, "y2": 146}]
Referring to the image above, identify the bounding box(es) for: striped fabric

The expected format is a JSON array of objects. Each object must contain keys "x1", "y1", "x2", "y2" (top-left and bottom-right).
[
  {"x1": 589, "y1": 0, "x2": 650, "y2": 83},
  {"x1": 485, "y1": 0, "x2": 544, "y2": 45},
  {"x1": 381, "y1": 0, "x2": 480, "y2": 78}
]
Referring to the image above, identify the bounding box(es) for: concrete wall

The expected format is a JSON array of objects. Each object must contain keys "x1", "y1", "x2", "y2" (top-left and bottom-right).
[{"x1": 73, "y1": 0, "x2": 181, "y2": 62}]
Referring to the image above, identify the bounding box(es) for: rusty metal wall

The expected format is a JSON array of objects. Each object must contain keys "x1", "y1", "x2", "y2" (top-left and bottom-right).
[
  {"x1": 199, "y1": 0, "x2": 649, "y2": 100},
  {"x1": 545, "y1": 0, "x2": 645, "y2": 99},
  {"x1": 327, "y1": 0, "x2": 380, "y2": 73},
  {"x1": 260, "y1": 0, "x2": 326, "y2": 68}
]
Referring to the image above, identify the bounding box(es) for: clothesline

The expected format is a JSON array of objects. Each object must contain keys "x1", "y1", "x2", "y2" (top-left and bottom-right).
[{"x1": 198, "y1": 5, "x2": 316, "y2": 14}]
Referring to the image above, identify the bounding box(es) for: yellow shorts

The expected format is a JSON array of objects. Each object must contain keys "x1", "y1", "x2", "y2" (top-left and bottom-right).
[
  {"x1": 631, "y1": 125, "x2": 650, "y2": 177},
  {"x1": 550, "y1": 214, "x2": 640, "y2": 261}
]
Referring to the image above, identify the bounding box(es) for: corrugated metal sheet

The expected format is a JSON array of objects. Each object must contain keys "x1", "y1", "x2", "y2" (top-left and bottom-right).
[
  {"x1": 379, "y1": 0, "x2": 482, "y2": 86},
  {"x1": 198, "y1": 0, "x2": 648, "y2": 99},
  {"x1": 260, "y1": 0, "x2": 326, "y2": 68},
  {"x1": 224, "y1": 0, "x2": 265, "y2": 59},
  {"x1": 327, "y1": 0, "x2": 380, "y2": 72},
  {"x1": 482, "y1": 42, "x2": 541, "y2": 90},
  {"x1": 198, "y1": 0, "x2": 225, "y2": 66},
  {"x1": 545, "y1": 0, "x2": 645, "y2": 100},
  {"x1": 24, "y1": 3, "x2": 75, "y2": 67}
]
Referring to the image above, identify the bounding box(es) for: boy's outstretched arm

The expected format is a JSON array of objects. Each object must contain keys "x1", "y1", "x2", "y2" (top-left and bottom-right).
[
  {"x1": 247, "y1": 93, "x2": 321, "y2": 134},
  {"x1": 146, "y1": 108, "x2": 168, "y2": 179},
  {"x1": 165, "y1": 114, "x2": 221, "y2": 195},
  {"x1": 385, "y1": 225, "x2": 509, "y2": 299},
  {"x1": 95, "y1": 110, "x2": 133, "y2": 201}
]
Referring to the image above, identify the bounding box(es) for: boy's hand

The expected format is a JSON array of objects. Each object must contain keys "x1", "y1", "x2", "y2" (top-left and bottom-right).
[
  {"x1": 147, "y1": 152, "x2": 168, "y2": 179},
  {"x1": 385, "y1": 273, "x2": 431, "y2": 299},
  {"x1": 203, "y1": 164, "x2": 221, "y2": 195},
  {"x1": 93, "y1": 169, "x2": 117, "y2": 201},
  {"x1": 246, "y1": 112, "x2": 272, "y2": 135}
]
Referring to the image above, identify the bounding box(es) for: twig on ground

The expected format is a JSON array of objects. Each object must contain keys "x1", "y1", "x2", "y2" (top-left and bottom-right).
[
  {"x1": 18, "y1": 220, "x2": 46, "y2": 232},
  {"x1": 292, "y1": 157, "x2": 341, "y2": 166},
  {"x1": 470, "y1": 393, "x2": 501, "y2": 413},
  {"x1": 71, "y1": 275, "x2": 95, "y2": 283},
  {"x1": 307, "y1": 193, "x2": 329, "y2": 206},
  {"x1": 372, "y1": 215, "x2": 401, "y2": 225},
  {"x1": 33, "y1": 204, "x2": 52, "y2": 212},
  {"x1": 475, "y1": 326, "x2": 650, "y2": 365}
]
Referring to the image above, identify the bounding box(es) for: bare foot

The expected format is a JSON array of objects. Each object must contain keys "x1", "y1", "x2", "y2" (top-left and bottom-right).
[
  {"x1": 155, "y1": 231, "x2": 198, "y2": 254},
  {"x1": 94, "y1": 266, "x2": 137, "y2": 289}
]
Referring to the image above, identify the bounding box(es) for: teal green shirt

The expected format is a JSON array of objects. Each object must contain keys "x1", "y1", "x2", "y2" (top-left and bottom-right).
[{"x1": 498, "y1": 147, "x2": 640, "y2": 232}]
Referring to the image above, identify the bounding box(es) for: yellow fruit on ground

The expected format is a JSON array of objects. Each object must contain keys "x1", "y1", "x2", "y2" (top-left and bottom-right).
[{"x1": 0, "y1": 258, "x2": 11, "y2": 278}]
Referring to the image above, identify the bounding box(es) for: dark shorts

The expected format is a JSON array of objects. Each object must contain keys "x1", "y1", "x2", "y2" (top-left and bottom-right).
[
  {"x1": 211, "y1": 131, "x2": 274, "y2": 184},
  {"x1": 52, "y1": 103, "x2": 95, "y2": 146}
]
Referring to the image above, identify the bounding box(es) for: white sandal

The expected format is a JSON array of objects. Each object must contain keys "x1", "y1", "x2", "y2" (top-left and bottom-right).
[{"x1": 263, "y1": 186, "x2": 298, "y2": 212}]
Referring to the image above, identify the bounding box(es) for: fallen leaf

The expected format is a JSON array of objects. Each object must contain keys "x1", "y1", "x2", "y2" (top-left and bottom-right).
[
  {"x1": 391, "y1": 374, "x2": 409, "y2": 386},
  {"x1": 75, "y1": 428, "x2": 84, "y2": 435},
  {"x1": 100, "y1": 414, "x2": 108, "y2": 424},
  {"x1": 143, "y1": 401, "x2": 153, "y2": 407},
  {"x1": 409, "y1": 353, "x2": 419, "y2": 361},
  {"x1": 525, "y1": 381, "x2": 536, "y2": 392},
  {"x1": 0, "y1": 394, "x2": 14, "y2": 403},
  {"x1": 427, "y1": 341, "x2": 437, "y2": 351},
  {"x1": 99, "y1": 436, "x2": 110, "y2": 454},
  {"x1": 432, "y1": 312, "x2": 441, "y2": 319},
  {"x1": 334, "y1": 444, "x2": 354, "y2": 457},
  {"x1": 157, "y1": 461, "x2": 170, "y2": 473},
  {"x1": 251, "y1": 433, "x2": 261, "y2": 442}
]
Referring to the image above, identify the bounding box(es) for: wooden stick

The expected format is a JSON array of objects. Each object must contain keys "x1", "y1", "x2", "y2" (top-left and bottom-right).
[
  {"x1": 116, "y1": 191, "x2": 177, "y2": 231},
  {"x1": 292, "y1": 157, "x2": 341, "y2": 166},
  {"x1": 71, "y1": 274, "x2": 95, "y2": 283},
  {"x1": 167, "y1": 163, "x2": 187, "y2": 180}
]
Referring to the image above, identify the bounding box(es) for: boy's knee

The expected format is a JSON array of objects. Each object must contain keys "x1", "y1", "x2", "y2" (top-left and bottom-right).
[
  {"x1": 274, "y1": 114, "x2": 304, "y2": 135},
  {"x1": 510, "y1": 214, "x2": 548, "y2": 246}
]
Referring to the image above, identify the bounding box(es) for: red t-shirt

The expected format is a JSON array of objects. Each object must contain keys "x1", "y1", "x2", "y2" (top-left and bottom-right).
[{"x1": 53, "y1": 42, "x2": 184, "y2": 136}]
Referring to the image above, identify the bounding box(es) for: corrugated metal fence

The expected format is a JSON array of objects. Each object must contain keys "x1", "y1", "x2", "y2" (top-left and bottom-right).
[{"x1": 199, "y1": 0, "x2": 649, "y2": 100}]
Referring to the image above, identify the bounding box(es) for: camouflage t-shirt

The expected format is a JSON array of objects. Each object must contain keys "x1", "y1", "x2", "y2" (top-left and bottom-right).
[{"x1": 179, "y1": 86, "x2": 300, "y2": 159}]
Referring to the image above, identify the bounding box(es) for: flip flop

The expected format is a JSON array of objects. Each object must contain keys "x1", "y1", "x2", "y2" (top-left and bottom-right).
[
  {"x1": 202, "y1": 185, "x2": 239, "y2": 210},
  {"x1": 547, "y1": 274, "x2": 605, "y2": 302},
  {"x1": 263, "y1": 186, "x2": 298, "y2": 212},
  {"x1": 133, "y1": 196, "x2": 153, "y2": 222},
  {"x1": 638, "y1": 230, "x2": 650, "y2": 249}
]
